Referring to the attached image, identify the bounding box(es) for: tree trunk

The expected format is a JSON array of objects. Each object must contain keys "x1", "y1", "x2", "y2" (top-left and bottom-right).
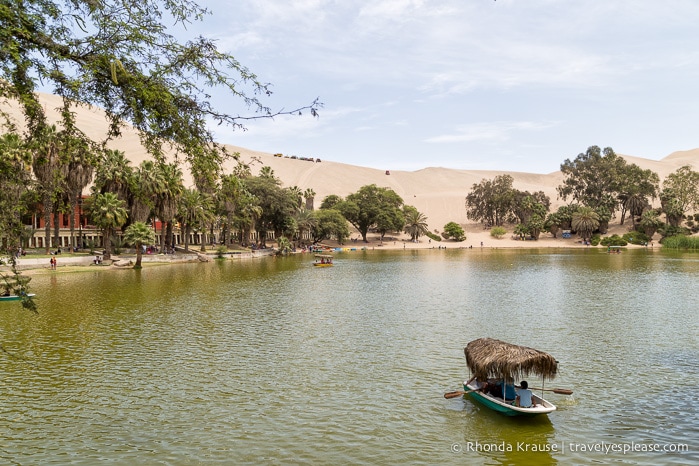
[
  {"x1": 53, "y1": 207, "x2": 60, "y2": 250},
  {"x1": 43, "y1": 195, "x2": 51, "y2": 254},
  {"x1": 134, "y1": 245, "x2": 143, "y2": 268},
  {"x1": 184, "y1": 225, "x2": 190, "y2": 252},
  {"x1": 103, "y1": 227, "x2": 112, "y2": 260},
  {"x1": 69, "y1": 199, "x2": 76, "y2": 251}
]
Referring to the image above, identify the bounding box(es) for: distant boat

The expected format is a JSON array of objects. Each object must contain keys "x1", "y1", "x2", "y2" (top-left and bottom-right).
[
  {"x1": 313, "y1": 254, "x2": 334, "y2": 267},
  {"x1": 0, "y1": 293, "x2": 36, "y2": 301}
]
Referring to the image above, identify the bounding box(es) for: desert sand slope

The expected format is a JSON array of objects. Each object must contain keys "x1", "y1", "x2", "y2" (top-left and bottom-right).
[{"x1": 2, "y1": 92, "x2": 698, "y2": 232}]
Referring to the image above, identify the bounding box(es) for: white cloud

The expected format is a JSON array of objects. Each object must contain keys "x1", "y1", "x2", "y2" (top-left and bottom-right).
[
  {"x1": 198, "y1": 0, "x2": 699, "y2": 172},
  {"x1": 425, "y1": 121, "x2": 558, "y2": 144}
]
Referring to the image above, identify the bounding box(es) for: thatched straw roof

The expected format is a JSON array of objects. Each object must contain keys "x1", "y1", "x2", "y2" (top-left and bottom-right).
[{"x1": 464, "y1": 338, "x2": 558, "y2": 383}]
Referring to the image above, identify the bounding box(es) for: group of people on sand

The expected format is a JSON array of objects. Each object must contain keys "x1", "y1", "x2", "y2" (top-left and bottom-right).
[{"x1": 467, "y1": 376, "x2": 536, "y2": 408}]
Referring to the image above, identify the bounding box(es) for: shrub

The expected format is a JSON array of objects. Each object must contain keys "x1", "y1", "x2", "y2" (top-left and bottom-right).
[
  {"x1": 658, "y1": 224, "x2": 691, "y2": 239},
  {"x1": 443, "y1": 222, "x2": 466, "y2": 241},
  {"x1": 215, "y1": 245, "x2": 228, "y2": 258},
  {"x1": 112, "y1": 236, "x2": 123, "y2": 255},
  {"x1": 590, "y1": 234, "x2": 601, "y2": 246},
  {"x1": 600, "y1": 234, "x2": 627, "y2": 247},
  {"x1": 622, "y1": 232, "x2": 650, "y2": 245},
  {"x1": 490, "y1": 226, "x2": 506, "y2": 238},
  {"x1": 662, "y1": 235, "x2": 699, "y2": 250},
  {"x1": 427, "y1": 231, "x2": 442, "y2": 242}
]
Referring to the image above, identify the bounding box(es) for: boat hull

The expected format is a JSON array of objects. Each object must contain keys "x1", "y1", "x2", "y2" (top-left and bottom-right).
[
  {"x1": 313, "y1": 263, "x2": 333, "y2": 267},
  {"x1": 464, "y1": 382, "x2": 556, "y2": 417},
  {"x1": 0, "y1": 293, "x2": 36, "y2": 301}
]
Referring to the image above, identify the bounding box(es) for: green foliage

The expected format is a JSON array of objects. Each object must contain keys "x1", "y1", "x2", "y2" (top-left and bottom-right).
[
  {"x1": 443, "y1": 222, "x2": 465, "y2": 241},
  {"x1": 639, "y1": 209, "x2": 664, "y2": 237},
  {"x1": 336, "y1": 185, "x2": 404, "y2": 242},
  {"x1": 660, "y1": 166, "x2": 699, "y2": 227},
  {"x1": 572, "y1": 206, "x2": 600, "y2": 240},
  {"x1": 558, "y1": 146, "x2": 623, "y2": 212},
  {"x1": 590, "y1": 234, "x2": 601, "y2": 246},
  {"x1": 319, "y1": 194, "x2": 343, "y2": 210},
  {"x1": 465, "y1": 174, "x2": 515, "y2": 226},
  {"x1": 622, "y1": 232, "x2": 650, "y2": 245},
  {"x1": 276, "y1": 237, "x2": 292, "y2": 255},
  {"x1": 490, "y1": 226, "x2": 506, "y2": 238},
  {"x1": 244, "y1": 175, "x2": 298, "y2": 245},
  {"x1": 123, "y1": 221, "x2": 156, "y2": 248},
  {"x1": 658, "y1": 224, "x2": 691, "y2": 239},
  {"x1": 310, "y1": 209, "x2": 350, "y2": 244},
  {"x1": 661, "y1": 235, "x2": 699, "y2": 250},
  {"x1": 111, "y1": 236, "x2": 124, "y2": 255},
  {"x1": 215, "y1": 245, "x2": 228, "y2": 259},
  {"x1": 85, "y1": 191, "x2": 127, "y2": 258},
  {"x1": 0, "y1": 0, "x2": 320, "y2": 180},
  {"x1": 123, "y1": 221, "x2": 157, "y2": 268},
  {"x1": 403, "y1": 207, "x2": 429, "y2": 241},
  {"x1": 0, "y1": 256, "x2": 36, "y2": 313},
  {"x1": 600, "y1": 235, "x2": 628, "y2": 247},
  {"x1": 85, "y1": 238, "x2": 97, "y2": 254},
  {"x1": 427, "y1": 231, "x2": 442, "y2": 242}
]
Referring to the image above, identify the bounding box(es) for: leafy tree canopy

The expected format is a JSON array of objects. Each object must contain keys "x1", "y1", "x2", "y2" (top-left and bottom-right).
[
  {"x1": 443, "y1": 221, "x2": 465, "y2": 241},
  {"x1": 336, "y1": 184, "x2": 403, "y2": 242},
  {"x1": 660, "y1": 165, "x2": 699, "y2": 226},
  {"x1": 465, "y1": 174, "x2": 516, "y2": 226},
  {"x1": 0, "y1": 0, "x2": 320, "y2": 180}
]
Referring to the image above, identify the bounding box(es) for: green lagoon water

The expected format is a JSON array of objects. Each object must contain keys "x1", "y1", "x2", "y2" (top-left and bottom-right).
[{"x1": 1, "y1": 248, "x2": 697, "y2": 465}]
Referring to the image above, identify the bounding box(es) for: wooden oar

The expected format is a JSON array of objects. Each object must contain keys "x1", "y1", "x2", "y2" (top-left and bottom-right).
[
  {"x1": 444, "y1": 389, "x2": 478, "y2": 399},
  {"x1": 530, "y1": 387, "x2": 573, "y2": 395}
]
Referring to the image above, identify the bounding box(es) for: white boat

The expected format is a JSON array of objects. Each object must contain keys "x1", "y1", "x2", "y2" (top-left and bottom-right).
[{"x1": 457, "y1": 338, "x2": 564, "y2": 417}]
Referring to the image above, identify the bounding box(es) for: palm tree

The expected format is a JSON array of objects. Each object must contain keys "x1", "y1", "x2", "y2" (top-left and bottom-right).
[
  {"x1": 178, "y1": 188, "x2": 215, "y2": 252},
  {"x1": 0, "y1": 133, "x2": 33, "y2": 245},
  {"x1": 30, "y1": 124, "x2": 65, "y2": 253},
  {"x1": 218, "y1": 174, "x2": 245, "y2": 246},
  {"x1": 623, "y1": 193, "x2": 648, "y2": 228},
  {"x1": 93, "y1": 149, "x2": 133, "y2": 200},
  {"x1": 155, "y1": 162, "x2": 184, "y2": 253},
  {"x1": 639, "y1": 210, "x2": 663, "y2": 238},
  {"x1": 571, "y1": 206, "x2": 600, "y2": 241},
  {"x1": 130, "y1": 160, "x2": 164, "y2": 223},
  {"x1": 87, "y1": 192, "x2": 128, "y2": 259},
  {"x1": 294, "y1": 208, "x2": 317, "y2": 243},
  {"x1": 303, "y1": 188, "x2": 316, "y2": 211},
  {"x1": 259, "y1": 165, "x2": 275, "y2": 179},
  {"x1": 288, "y1": 186, "x2": 303, "y2": 209},
  {"x1": 403, "y1": 209, "x2": 430, "y2": 241},
  {"x1": 63, "y1": 137, "x2": 95, "y2": 251},
  {"x1": 122, "y1": 221, "x2": 156, "y2": 269}
]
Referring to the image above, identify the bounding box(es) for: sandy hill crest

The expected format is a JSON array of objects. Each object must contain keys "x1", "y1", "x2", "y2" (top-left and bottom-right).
[{"x1": 2, "y1": 92, "x2": 698, "y2": 231}]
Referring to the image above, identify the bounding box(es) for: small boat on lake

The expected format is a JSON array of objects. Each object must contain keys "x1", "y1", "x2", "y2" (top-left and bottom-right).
[
  {"x1": 0, "y1": 293, "x2": 36, "y2": 301},
  {"x1": 313, "y1": 254, "x2": 334, "y2": 267},
  {"x1": 458, "y1": 338, "x2": 560, "y2": 417}
]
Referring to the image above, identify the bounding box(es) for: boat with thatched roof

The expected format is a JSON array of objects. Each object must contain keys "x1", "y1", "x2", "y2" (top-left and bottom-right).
[
  {"x1": 313, "y1": 254, "x2": 334, "y2": 267},
  {"x1": 461, "y1": 338, "x2": 560, "y2": 417}
]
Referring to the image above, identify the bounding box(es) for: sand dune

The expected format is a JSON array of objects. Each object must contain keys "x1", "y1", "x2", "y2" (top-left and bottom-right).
[{"x1": 2, "y1": 92, "x2": 698, "y2": 240}]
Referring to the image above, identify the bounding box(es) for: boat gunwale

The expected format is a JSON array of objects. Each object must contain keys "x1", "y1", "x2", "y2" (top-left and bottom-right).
[{"x1": 464, "y1": 382, "x2": 556, "y2": 415}]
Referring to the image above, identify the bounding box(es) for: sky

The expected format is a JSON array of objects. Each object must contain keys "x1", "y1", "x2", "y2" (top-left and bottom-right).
[{"x1": 186, "y1": 0, "x2": 699, "y2": 174}]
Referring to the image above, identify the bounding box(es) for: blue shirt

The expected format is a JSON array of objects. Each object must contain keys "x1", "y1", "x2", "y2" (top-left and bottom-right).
[
  {"x1": 517, "y1": 388, "x2": 534, "y2": 407},
  {"x1": 496, "y1": 381, "x2": 517, "y2": 400}
]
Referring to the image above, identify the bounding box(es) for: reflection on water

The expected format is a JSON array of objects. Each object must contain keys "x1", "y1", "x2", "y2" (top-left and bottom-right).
[{"x1": 0, "y1": 249, "x2": 697, "y2": 464}]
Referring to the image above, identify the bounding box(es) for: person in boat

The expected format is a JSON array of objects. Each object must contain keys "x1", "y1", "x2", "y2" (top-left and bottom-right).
[
  {"x1": 515, "y1": 380, "x2": 536, "y2": 408},
  {"x1": 496, "y1": 380, "x2": 517, "y2": 401}
]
